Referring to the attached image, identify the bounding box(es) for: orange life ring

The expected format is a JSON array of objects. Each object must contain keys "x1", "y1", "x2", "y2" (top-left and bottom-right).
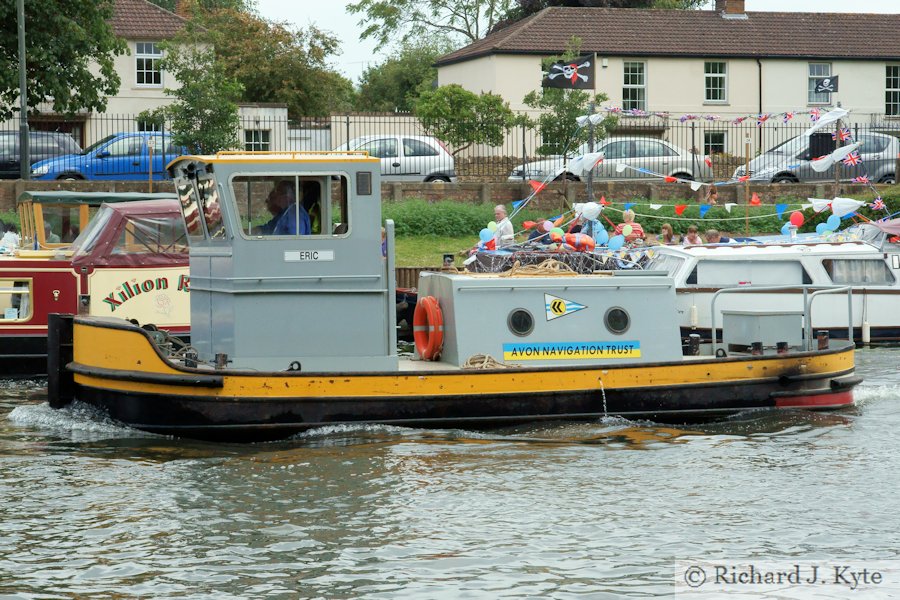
[{"x1": 413, "y1": 295, "x2": 444, "y2": 360}]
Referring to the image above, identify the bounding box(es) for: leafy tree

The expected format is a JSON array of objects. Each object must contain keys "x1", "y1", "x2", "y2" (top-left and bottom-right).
[
  {"x1": 356, "y1": 40, "x2": 454, "y2": 112},
  {"x1": 145, "y1": 0, "x2": 252, "y2": 12},
  {"x1": 139, "y1": 44, "x2": 242, "y2": 153},
  {"x1": 190, "y1": 9, "x2": 355, "y2": 117},
  {"x1": 415, "y1": 84, "x2": 519, "y2": 155},
  {"x1": 522, "y1": 39, "x2": 617, "y2": 156},
  {"x1": 0, "y1": 0, "x2": 126, "y2": 120},
  {"x1": 348, "y1": 0, "x2": 514, "y2": 50}
]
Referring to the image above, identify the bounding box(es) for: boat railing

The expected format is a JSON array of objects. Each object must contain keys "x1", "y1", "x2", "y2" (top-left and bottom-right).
[{"x1": 710, "y1": 285, "x2": 853, "y2": 355}]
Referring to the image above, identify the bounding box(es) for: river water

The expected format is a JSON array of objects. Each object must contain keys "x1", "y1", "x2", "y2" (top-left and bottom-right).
[{"x1": 1, "y1": 347, "x2": 898, "y2": 599}]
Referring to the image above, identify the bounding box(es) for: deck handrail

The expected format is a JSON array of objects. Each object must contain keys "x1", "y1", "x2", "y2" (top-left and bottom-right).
[{"x1": 710, "y1": 284, "x2": 853, "y2": 355}]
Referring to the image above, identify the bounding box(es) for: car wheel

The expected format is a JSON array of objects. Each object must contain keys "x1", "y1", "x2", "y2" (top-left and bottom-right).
[
  {"x1": 672, "y1": 173, "x2": 693, "y2": 181},
  {"x1": 555, "y1": 172, "x2": 580, "y2": 182},
  {"x1": 772, "y1": 175, "x2": 798, "y2": 183},
  {"x1": 878, "y1": 174, "x2": 896, "y2": 185},
  {"x1": 425, "y1": 176, "x2": 451, "y2": 183},
  {"x1": 56, "y1": 173, "x2": 85, "y2": 181}
]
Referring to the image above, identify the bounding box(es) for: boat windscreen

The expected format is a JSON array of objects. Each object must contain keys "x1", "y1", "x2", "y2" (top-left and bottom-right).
[
  {"x1": 643, "y1": 252, "x2": 685, "y2": 277},
  {"x1": 69, "y1": 205, "x2": 115, "y2": 257}
]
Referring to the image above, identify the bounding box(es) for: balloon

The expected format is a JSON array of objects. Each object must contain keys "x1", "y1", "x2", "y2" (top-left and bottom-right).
[
  {"x1": 781, "y1": 223, "x2": 791, "y2": 236},
  {"x1": 789, "y1": 211, "x2": 805, "y2": 227},
  {"x1": 826, "y1": 214, "x2": 841, "y2": 230},
  {"x1": 550, "y1": 227, "x2": 565, "y2": 236},
  {"x1": 621, "y1": 224, "x2": 633, "y2": 236},
  {"x1": 523, "y1": 220, "x2": 536, "y2": 230},
  {"x1": 815, "y1": 223, "x2": 827, "y2": 234},
  {"x1": 594, "y1": 228, "x2": 609, "y2": 245},
  {"x1": 541, "y1": 220, "x2": 553, "y2": 232},
  {"x1": 608, "y1": 235, "x2": 625, "y2": 250},
  {"x1": 580, "y1": 201, "x2": 602, "y2": 221},
  {"x1": 823, "y1": 230, "x2": 833, "y2": 236},
  {"x1": 550, "y1": 231, "x2": 564, "y2": 244},
  {"x1": 487, "y1": 221, "x2": 498, "y2": 232},
  {"x1": 479, "y1": 228, "x2": 493, "y2": 243}
]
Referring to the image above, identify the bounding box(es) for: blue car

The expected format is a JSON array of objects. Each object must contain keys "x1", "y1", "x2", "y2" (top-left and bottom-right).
[{"x1": 31, "y1": 132, "x2": 186, "y2": 181}]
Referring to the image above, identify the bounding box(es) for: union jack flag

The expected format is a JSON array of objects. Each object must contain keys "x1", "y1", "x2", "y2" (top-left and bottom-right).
[
  {"x1": 810, "y1": 108, "x2": 822, "y2": 121},
  {"x1": 842, "y1": 152, "x2": 862, "y2": 166},
  {"x1": 756, "y1": 114, "x2": 770, "y2": 127},
  {"x1": 871, "y1": 197, "x2": 886, "y2": 211},
  {"x1": 783, "y1": 112, "x2": 794, "y2": 123},
  {"x1": 853, "y1": 175, "x2": 870, "y2": 184},
  {"x1": 832, "y1": 128, "x2": 852, "y2": 142}
]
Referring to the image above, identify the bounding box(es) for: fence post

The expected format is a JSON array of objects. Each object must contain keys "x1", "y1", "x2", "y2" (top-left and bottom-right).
[
  {"x1": 520, "y1": 119, "x2": 527, "y2": 183},
  {"x1": 587, "y1": 101, "x2": 595, "y2": 202}
]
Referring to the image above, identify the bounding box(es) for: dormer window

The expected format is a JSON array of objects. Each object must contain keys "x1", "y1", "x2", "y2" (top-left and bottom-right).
[{"x1": 136, "y1": 42, "x2": 163, "y2": 87}]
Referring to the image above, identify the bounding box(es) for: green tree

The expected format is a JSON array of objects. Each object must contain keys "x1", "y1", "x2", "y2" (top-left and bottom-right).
[
  {"x1": 415, "y1": 84, "x2": 519, "y2": 155},
  {"x1": 0, "y1": 0, "x2": 126, "y2": 120},
  {"x1": 348, "y1": 0, "x2": 514, "y2": 50},
  {"x1": 192, "y1": 9, "x2": 354, "y2": 117},
  {"x1": 139, "y1": 44, "x2": 242, "y2": 153},
  {"x1": 522, "y1": 39, "x2": 617, "y2": 156},
  {"x1": 356, "y1": 40, "x2": 453, "y2": 112}
]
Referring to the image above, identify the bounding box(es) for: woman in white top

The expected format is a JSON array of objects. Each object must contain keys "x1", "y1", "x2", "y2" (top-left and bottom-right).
[{"x1": 493, "y1": 204, "x2": 515, "y2": 248}]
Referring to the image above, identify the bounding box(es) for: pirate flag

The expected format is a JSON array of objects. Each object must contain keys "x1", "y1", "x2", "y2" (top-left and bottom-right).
[
  {"x1": 814, "y1": 76, "x2": 839, "y2": 93},
  {"x1": 542, "y1": 54, "x2": 594, "y2": 89}
]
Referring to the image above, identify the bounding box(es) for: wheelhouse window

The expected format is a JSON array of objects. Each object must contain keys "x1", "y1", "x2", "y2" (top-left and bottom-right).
[
  {"x1": 808, "y1": 63, "x2": 831, "y2": 105},
  {"x1": 135, "y1": 42, "x2": 163, "y2": 87},
  {"x1": 622, "y1": 62, "x2": 646, "y2": 111},
  {"x1": 244, "y1": 129, "x2": 271, "y2": 151},
  {"x1": 0, "y1": 279, "x2": 32, "y2": 321},
  {"x1": 693, "y1": 260, "x2": 810, "y2": 286},
  {"x1": 887, "y1": 65, "x2": 900, "y2": 117},
  {"x1": 112, "y1": 213, "x2": 190, "y2": 256},
  {"x1": 823, "y1": 259, "x2": 895, "y2": 285},
  {"x1": 231, "y1": 175, "x2": 349, "y2": 238},
  {"x1": 704, "y1": 61, "x2": 727, "y2": 103},
  {"x1": 704, "y1": 131, "x2": 726, "y2": 155}
]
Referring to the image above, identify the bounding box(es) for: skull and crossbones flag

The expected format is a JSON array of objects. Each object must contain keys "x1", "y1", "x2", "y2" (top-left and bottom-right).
[
  {"x1": 814, "y1": 76, "x2": 839, "y2": 93},
  {"x1": 542, "y1": 54, "x2": 595, "y2": 89}
]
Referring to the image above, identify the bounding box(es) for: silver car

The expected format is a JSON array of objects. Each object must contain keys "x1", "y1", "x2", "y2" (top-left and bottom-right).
[
  {"x1": 733, "y1": 132, "x2": 898, "y2": 184},
  {"x1": 508, "y1": 137, "x2": 713, "y2": 182},
  {"x1": 335, "y1": 135, "x2": 456, "y2": 183}
]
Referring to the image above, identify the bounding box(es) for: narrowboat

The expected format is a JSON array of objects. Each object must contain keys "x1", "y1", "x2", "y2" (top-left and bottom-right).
[
  {"x1": 1, "y1": 191, "x2": 190, "y2": 377},
  {"x1": 47, "y1": 152, "x2": 861, "y2": 441},
  {"x1": 644, "y1": 223, "x2": 900, "y2": 343}
]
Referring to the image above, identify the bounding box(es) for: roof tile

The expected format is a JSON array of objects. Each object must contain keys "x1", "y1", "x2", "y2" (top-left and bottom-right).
[
  {"x1": 437, "y1": 7, "x2": 900, "y2": 65},
  {"x1": 110, "y1": 0, "x2": 188, "y2": 40}
]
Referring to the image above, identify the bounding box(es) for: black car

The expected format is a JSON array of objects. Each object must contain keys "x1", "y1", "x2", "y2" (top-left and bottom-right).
[{"x1": 0, "y1": 131, "x2": 82, "y2": 179}]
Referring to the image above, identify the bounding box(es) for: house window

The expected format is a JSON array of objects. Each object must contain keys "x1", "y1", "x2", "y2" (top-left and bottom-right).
[
  {"x1": 623, "y1": 61, "x2": 646, "y2": 111},
  {"x1": 135, "y1": 42, "x2": 163, "y2": 87},
  {"x1": 704, "y1": 61, "x2": 727, "y2": 103},
  {"x1": 887, "y1": 65, "x2": 900, "y2": 117},
  {"x1": 808, "y1": 63, "x2": 831, "y2": 105},
  {"x1": 704, "y1": 131, "x2": 726, "y2": 155},
  {"x1": 244, "y1": 130, "x2": 271, "y2": 151},
  {"x1": 137, "y1": 120, "x2": 162, "y2": 132}
]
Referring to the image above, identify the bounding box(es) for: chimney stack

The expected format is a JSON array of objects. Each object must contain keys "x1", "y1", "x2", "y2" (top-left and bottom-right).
[{"x1": 715, "y1": 0, "x2": 745, "y2": 14}]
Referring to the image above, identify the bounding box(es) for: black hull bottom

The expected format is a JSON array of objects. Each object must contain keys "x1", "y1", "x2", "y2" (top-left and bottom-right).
[
  {"x1": 75, "y1": 375, "x2": 859, "y2": 442},
  {"x1": 0, "y1": 337, "x2": 49, "y2": 379}
]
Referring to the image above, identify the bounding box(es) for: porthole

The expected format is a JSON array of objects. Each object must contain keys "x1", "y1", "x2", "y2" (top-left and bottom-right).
[
  {"x1": 604, "y1": 307, "x2": 630, "y2": 334},
  {"x1": 508, "y1": 309, "x2": 534, "y2": 336}
]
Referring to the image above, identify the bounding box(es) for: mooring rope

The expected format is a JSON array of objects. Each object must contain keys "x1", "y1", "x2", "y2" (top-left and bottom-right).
[
  {"x1": 462, "y1": 354, "x2": 518, "y2": 369},
  {"x1": 500, "y1": 258, "x2": 578, "y2": 277}
]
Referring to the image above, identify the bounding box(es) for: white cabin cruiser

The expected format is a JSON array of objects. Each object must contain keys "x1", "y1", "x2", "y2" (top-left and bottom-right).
[{"x1": 646, "y1": 219, "x2": 900, "y2": 343}]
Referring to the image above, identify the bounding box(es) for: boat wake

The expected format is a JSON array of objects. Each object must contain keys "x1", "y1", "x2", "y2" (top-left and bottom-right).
[{"x1": 7, "y1": 401, "x2": 160, "y2": 440}]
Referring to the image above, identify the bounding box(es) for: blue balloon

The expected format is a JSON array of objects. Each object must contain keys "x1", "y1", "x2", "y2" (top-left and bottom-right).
[
  {"x1": 594, "y1": 228, "x2": 609, "y2": 245},
  {"x1": 479, "y1": 228, "x2": 493, "y2": 243},
  {"x1": 826, "y1": 214, "x2": 841, "y2": 230},
  {"x1": 815, "y1": 223, "x2": 827, "y2": 234},
  {"x1": 780, "y1": 223, "x2": 791, "y2": 236},
  {"x1": 608, "y1": 234, "x2": 625, "y2": 251}
]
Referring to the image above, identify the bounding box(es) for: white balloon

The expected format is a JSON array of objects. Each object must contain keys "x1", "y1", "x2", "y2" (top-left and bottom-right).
[{"x1": 580, "y1": 202, "x2": 602, "y2": 221}]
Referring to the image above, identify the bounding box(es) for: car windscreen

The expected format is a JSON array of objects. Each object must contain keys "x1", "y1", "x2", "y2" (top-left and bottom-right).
[{"x1": 81, "y1": 134, "x2": 117, "y2": 155}]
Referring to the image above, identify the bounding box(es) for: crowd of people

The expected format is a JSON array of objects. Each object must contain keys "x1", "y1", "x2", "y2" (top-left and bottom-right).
[{"x1": 481, "y1": 202, "x2": 734, "y2": 252}]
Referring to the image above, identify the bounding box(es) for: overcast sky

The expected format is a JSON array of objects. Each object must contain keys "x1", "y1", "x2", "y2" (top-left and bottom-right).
[{"x1": 253, "y1": 0, "x2": 899, "y2": 84}]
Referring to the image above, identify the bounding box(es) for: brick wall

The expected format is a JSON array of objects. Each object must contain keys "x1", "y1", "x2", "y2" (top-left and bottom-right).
[{"x1": 0, "y1": 178, "x2": 875, "y2": 213}]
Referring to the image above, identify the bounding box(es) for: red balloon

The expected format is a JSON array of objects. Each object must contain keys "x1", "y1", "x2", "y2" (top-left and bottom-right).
[{"x1": 789, "y1": 211, "x2": 805, "y2": 227}]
